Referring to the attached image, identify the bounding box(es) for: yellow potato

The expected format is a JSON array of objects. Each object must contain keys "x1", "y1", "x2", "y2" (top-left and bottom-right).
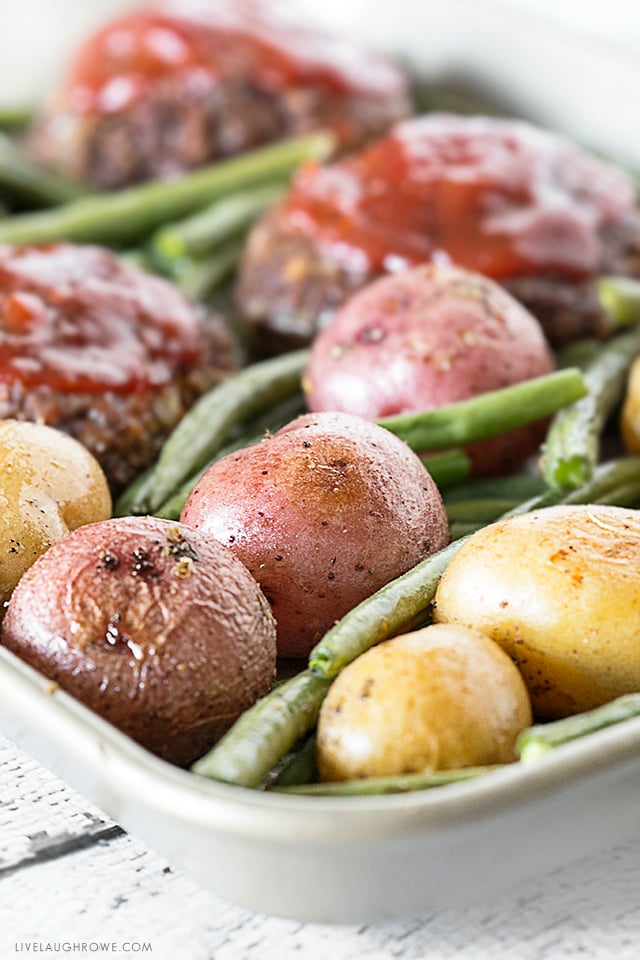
[
  {"x1": 316, "y1": 623, "x2": 531, "y2": 781},
  {"x1": 621, "y1": 355, "x2": 640, "y2": 454},
  {"x1": 0, "y1": 419, "x2": 111, "y2": 604},
  {"x1": 433, "y1": 504, "x2": 640, "y2": 719}
]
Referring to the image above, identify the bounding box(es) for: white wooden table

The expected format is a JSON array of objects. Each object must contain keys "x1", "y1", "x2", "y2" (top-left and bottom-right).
[{"x1": 2, "y1": 734, "x2": 640, "y2": 960}]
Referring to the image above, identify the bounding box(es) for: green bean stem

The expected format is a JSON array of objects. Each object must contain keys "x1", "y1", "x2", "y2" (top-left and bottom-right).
[
  {"x1": 516, "y1": 693, "x2": 640, "y2": 762},
  {"x1": 273, "y1": 765, "x2": 502, "y2": 796},
  {"x1": 153, "y1": 181, "x2": 286, "y2": 265},
  {"x1": 191, "y1": 671, "x2": 331, "y2": 788},
  {"x1": 147, "y1": 349, "x2": 309, "y2": 511},
  {"x1": 598, "y1": 276, "x2": 640, "y2": 327},
  {"x1": 0, "y1": 131, "x2": 334, "y2": 246},
  {"x1": 541, "y1": 330, "x2": 638, "y2": 490},
  {"x1": 0, "y1": 133, "x2": 85, "y2": 207},
  {"x1": 378, "y1": 368, "x2": 587, "y2": 452}
]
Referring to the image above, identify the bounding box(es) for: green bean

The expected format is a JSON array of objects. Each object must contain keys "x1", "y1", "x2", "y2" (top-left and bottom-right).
[
  {"x1": 153, "y1": 181, "x2": 286, "y2": 266},
  {"x1": 516, "y1": 693, "x2": 640, "y2": 762},
  {"x1": 269, "y1": 734, "x2": 318, "y2": 788},
  {"x1": 147, "y1": 349, "x2": 308, "y2": 511},
  {"x1": 174, "y1": 241, "x2": 244, "y2": 302},
  {"x1": 555, "y1": 337, "x2": 601, "y2": 371},
  {"x1": 378, "y1": 368, "x2": 587, "y2": 452},
  {"x1": 0, "y1": 133, "x2": 85, "y2": 207},
  {"x1": 598, "y1": 276, "x2": 640, "y2": 327},
  {"x1": 419, "y1": 449, "x2": 471, "y2": 487},
  {"x1": 448, "y1": 521, "x2": 486, "y2": 541},
  {"x1": 443, "y1": 473, "x2": 546, "y2": 505},
  {"x1": 273, "y1": 765, "x2": 502, "y2": 796},
  {"x1": 0, "y1": 131, "x2": 334, "y2": 246},
  {"x1": 0, "y1": 106, "x2": 33, "y2": 131},
  {"x1": 445, "y1": 498, "x2": 523, "y2": 525},
  {"x1": 541, "y1": 330, "x2": 638, "y2": 490},
  {"x1": 191, "y1": 671, "x2": 331, "y2": 787}
]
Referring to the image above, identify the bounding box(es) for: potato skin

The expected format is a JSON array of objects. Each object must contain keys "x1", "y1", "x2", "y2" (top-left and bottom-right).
[
  {"x1": 0, "y1": 419, "x2": 112, "y2": 605},
  {"x1": 621, "y1": 355, "x2": 640, "y2": 454},
  {"x1": 1, "y1": 516, "x2": 277, "y2": 766},
  {"x1": 433, "y1": 504, "x2": 640, "y2": 719},
  {"x1": 303, "y1": 264, "x2": 555, "y2": 474},
  {"x1": 181, "y1": 411, "x2": 450, "y2": 658},
  {"x1": 317, "y1": 623, "x2": 532, "y2": 781}
]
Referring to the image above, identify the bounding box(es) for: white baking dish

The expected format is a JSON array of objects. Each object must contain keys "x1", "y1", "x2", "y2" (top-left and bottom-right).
[
  {"x1": 2, "y1": 0, "x2": 640, "y2": 925},
  {"x1": 2, "y1": 644, "x2": 640, "y2": 923}
]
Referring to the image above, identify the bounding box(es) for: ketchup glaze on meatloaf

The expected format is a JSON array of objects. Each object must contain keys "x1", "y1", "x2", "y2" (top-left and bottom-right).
[
  {"x1": 0, "y1": 243, "x2": 238, "y2": 491},
  {"x1": 26, "y1": 0, "x2": 409, "y2": 188},
  {"x1": 234, "y1": 113, "x2": 640, "y2": 354}
]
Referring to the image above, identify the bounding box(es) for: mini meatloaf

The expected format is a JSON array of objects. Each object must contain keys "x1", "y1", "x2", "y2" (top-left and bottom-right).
[
  {"x1": 0, "y1": 243, "x2": 238, "y2": 492},
  {"x1": 26, "y1": 0, "x2": 409, "y2": 189},
  {"x1": 234, "y1": 113, "x2": 640, "y2": 354}
]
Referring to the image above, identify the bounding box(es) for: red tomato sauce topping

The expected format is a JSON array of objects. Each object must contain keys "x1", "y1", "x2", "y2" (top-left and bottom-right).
[
  {"x1": 0, "y1": 244, "x2": 205, "y2": 394},
  {"x1": 282, "y1": 114, "x2": 636, "y2": 280},
  {"x1": 59, "y1": 0, "x2": 404, "y2": 116}
]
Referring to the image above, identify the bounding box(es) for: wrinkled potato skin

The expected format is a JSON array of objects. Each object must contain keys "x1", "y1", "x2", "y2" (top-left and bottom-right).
[
  {"x1": 1, "y1": 516, "x2": 277, "y2": 766},
  {"x1": 304, "y1": 265, "x2": 555, "y2": 474},
  {"x1": 433, "y1": 504, "x2": 640, "y2": 719},
  {"x1": 0, "y1": 419, "x2": 112, "y2": 604},
  {"x1": 181, "y1": 411, "x2": 450, "y2": 658},
  {"x1": 317, "y1": 623, "x2": 532, "y2": 781}
]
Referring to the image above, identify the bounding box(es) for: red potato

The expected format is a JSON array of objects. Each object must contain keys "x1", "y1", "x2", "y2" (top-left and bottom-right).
[
  {"x1": 303, "y1": 264, "x2": 556, "y2": 474},
  {"x1": 1, "y1": 516, "x2": 277, "y2": 766},
  {"x1": 181, "y1": 411, "x2": 450, "y2": 658}
]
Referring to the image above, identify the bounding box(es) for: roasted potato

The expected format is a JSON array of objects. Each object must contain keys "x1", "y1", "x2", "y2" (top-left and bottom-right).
[
  {"x1": 316, "y1": 623, "x2": 532, "y2": 781},
  {"x1": 433, "y1": 504, "x2": 640, "y2": 719},
  {"x1": 1, "y1": 516, "x2": 277, "y2": 766},
  {"x1": 0, "y1": 419, "x2": 111, "y2": 605},
  {"x1": 181, "y1": 411, "x2": 450, "y2": 658},
  {"x1": 621, "y1": 355, "x2": 640, "y2": 454},
  {"x1": 303, "y1": 264, "x2": 555, "y2": 474}
]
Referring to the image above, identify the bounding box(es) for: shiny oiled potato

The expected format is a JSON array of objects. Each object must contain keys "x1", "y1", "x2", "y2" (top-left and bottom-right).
[
  {"x1": 316, "y1": 623, "x2": 532, "y2": 781},
  {"x1": 433, "y1": 504, "x2": 640, "y2": 719},
  {"x1": 0, "y1": 419, "x2": 112, "y2": 604}
]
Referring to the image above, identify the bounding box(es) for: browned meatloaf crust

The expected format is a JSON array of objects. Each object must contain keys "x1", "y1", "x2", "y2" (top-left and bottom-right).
[
  {"x1": 26, "y1": 1, "x2": 410, "y2": 189},
  {"x1": 234, "y1": 115, "x2": 640, "y2": 354},
  {"x1": 0, "y1": 243, "x2": 238, "y2": 492}
]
